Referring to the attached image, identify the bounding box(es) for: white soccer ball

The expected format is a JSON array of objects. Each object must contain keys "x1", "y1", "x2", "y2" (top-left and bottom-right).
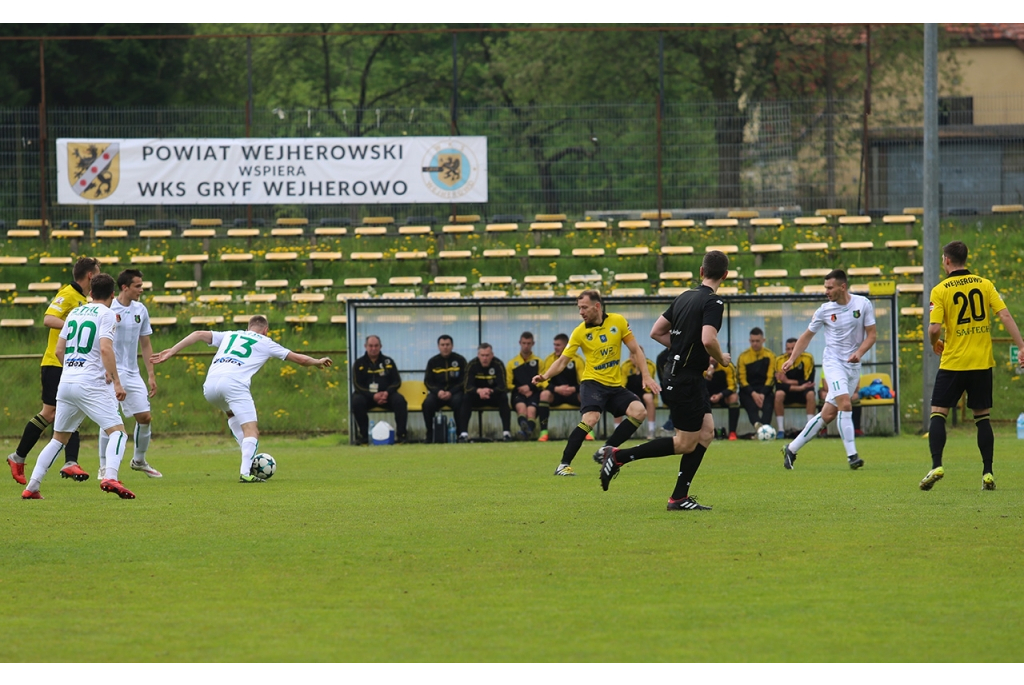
[
  {"x1": 756, "y1": 424, "x2": 777, "y2": 441},
  {"x1": 251, "y1": 453, "x2": 277, "y2": 480}
]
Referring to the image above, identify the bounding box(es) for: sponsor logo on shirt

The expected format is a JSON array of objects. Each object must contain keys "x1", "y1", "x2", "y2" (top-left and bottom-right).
[
  {"x1": 599, "y1": 334, "x2": 608, "y2": 343},
  {"x1": 134, "y1": 314, "x2": 141, "y2": 323},
  {"x1": 831, "y1": 314, "x2": 837, "y2": 322},
  {"x1": 853, "y1": 310, "x2": 861, "y2": 319}
]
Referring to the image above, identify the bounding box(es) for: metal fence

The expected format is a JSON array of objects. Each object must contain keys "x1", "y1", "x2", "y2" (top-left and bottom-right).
[{"x1": 2, "y1": 95, "x2": 1022, "y2": 226}]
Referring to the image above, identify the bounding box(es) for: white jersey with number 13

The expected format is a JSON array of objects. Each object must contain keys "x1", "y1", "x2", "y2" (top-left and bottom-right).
[{"x1": 204, "y1": 330, "x2": 290, "y2": 387}]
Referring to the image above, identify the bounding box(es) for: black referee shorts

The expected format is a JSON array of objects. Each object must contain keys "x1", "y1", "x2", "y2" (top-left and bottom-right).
[
  {"x1": 662, "y1": 373, "x2": 711, "y2": 433},
  {"x1": 931, "y1": 368, "x2": 992, "y2": 411},
  {"x1": 579, "y1": 380, "x2": 640, "y2": 418},
  {"x1": 41, "y1": 365, "x2": 63, "y2": 406}
]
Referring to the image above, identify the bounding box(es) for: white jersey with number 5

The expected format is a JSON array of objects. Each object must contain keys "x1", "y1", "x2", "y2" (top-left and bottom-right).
[
  {"x1": 59, "y1": 303, "x2": 118, "y2": 386},
  {"x1": 808, "y1": 294, "x2": 876, "y2": 365},
  {"x1": 204, "y1": 330, "x2": 290, "y2": 388}
]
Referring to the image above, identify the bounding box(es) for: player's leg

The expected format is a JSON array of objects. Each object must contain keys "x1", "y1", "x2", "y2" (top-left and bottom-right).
[
  {"x1": 967, "y1": 369, "x2": 995, "y2": 489},
  {"x1": 24, "y1": 384, "x2": 86, "y2": 497},
  {"x1": 23, "y1": 431, "x2": 73, "y2": 499},
  {"x1": 724, "y1": 391, "x2": 740, "y2": 439},
  {"x1": 121, "y1": 374, "x2": 159, "y2": 477},
  {"x1": 805, "y1": 389, "x2": 817, "y2": 430},
  {"x1": 738, "y1": 386, "x2": 760, "y2": 426},
  {"x1": 492, "y1": 392, "x2": 513, "y2": 438},
  {"x1": 422, "y1": 392, "x2": 441, "y2": 443},
  {"x1": 537, "y1": 389, "x2": 552, "y2": 440},
  {"x1": 525, "y1": 400, "x2": 539, "y2": 436},
  {"x1": 604, "y1": 390, "x2": 644, "y2": 448},
  {"x1": 448, "y1": 390, "x2": 465, "y2": 437},
  {"x1": 224, "y1": 389, "x2": 262, "y2": 480},
  {"x1": 387, "y1": 391, "x2": 408, "y2": 442},
  {"x1": 643, "y1": 392, "x2": 657, "y2": 438},
  {"x1": 205, "y1": 381, "x2": 243, "y2": 445},
  {"x1": 774, "y1": 389, "x2": 787, "y2": 436},
  {"x1": 456, "y1": 394, "x2": 476, "y2": 442},
  {"x1": 514, "y1": 396, "x2": 531, "y2": 438},
  {"x1": 556, "y1": 384, "x2": 602, "y2": 474},
  {"x1": 10, "y1": 367, "x2": 60, "y2": 479}
]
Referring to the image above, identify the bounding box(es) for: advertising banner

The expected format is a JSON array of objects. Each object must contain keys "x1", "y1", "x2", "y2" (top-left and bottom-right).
[{"x1": 55, "y1": 136, "x2": 487, "y2": 205}]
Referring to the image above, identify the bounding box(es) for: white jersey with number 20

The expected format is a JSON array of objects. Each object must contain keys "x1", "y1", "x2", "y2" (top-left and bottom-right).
[
  {"x1": 59, "y1": 303, "x2": 117, "y2": 386},
  {"x1": 204, "y1": 330, "x2": 290, "y2": 387}
]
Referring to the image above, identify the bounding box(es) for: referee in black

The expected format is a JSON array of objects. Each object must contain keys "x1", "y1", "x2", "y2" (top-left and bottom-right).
[{"x1": 594, "y1": 250, "x2": 731, "y2": 510}]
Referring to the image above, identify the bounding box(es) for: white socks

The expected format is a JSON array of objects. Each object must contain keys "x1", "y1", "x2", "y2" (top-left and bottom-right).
[
  {"x1": 104, "y1": 430, "x2": 128, "y2": 482},
  {"x1": 240, "y1": 437, "x2": 259, "y2": 476},
  {"x1": 648, "y1": 420, "x2": 656, "y2": 434},
  {"x1": 133, "y1": 423, "x2": 151, "y2": 463},
  {"x1": 776, "y1": 416, "x2": 785, "y2": 432},
  {"x1": 788, "y1": 413, "x2": 824, "y2": 454},
  {"x1": 27, "y1": 438, "x2": 64, "y2": 492},
  {"x1": 98, "y1": 432, "x2": 109, "y2": 480},
  {"x1": 227, "y1": 416, "x2": 244, "y2": 445},
  {"x1": 837, "y1": 411, "x2": 858, "y2": 457}
]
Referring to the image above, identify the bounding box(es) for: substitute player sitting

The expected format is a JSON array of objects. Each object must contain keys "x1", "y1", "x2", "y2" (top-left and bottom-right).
[
  {"x1": 151, "y1": 315, "x2": 332, "y2": 482},
  {"x1": 772, "y1": 337, "x2": 816, "y2": 439},
  {"x1": 507, "y1": 331, "x2": 543, "y2": 440},
  {"x1": 705, "y1": 359, "x2": 740, "y2": 440},
  {"x1": 21, "y1": 274, "x2": 133, "y2": 500},
  {"x1": 781, "y1": 270, "x2": 876, "y2": 471},
  {"x1": 536, "y1": 333, "x2": 583, "y2": 442},
  {"x1": 620, "y1": 348, "x2": 659, "y2": 439},
  {"x1": 101, "y1": 268, "x2": 162, "y2": 480}
]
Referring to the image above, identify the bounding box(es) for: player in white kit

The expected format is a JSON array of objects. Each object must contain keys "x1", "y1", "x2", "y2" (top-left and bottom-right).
[
  {"x1": 101, "y1": 269, "x2": 162, "y2": 480},
  {"x1": 151, "y1": 315, "x2": 332, "y2": 482},
  {"x1": 21, "y1": 274, "x2": 136, "y2": 500},
  {"x1": 781, "y1": 270, "x2": 877, "y2": 471}
]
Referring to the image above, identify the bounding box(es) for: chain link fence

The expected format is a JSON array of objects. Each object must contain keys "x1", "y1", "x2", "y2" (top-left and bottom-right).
[{"x1": 1, "y1": 95, "x2": 1022, "y2": 226}]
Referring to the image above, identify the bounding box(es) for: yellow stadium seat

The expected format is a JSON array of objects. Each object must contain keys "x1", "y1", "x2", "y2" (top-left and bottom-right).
[
  {"x1": 164, "y1": 280, "x2": 198, "y2": 290},
  {"x1": 96, "y1": 230, "x2": 129, "y2": 239},
  {"x1": 840, "y1": 241, "x2": 874, "y2": 250},
  {"x1": 265, "y1": 252, "x2": 299, "y2": 262},
  {"x1": 815, "y1": 208, "x2": 847, "y2": 217},
  {"x1": 220, "y1": 253, "x2": 254, "y2": 262},
  {"x1": 794, "y1": 217, "x2": 827, "y2": 226},
  {"x1": 395, "y1": 251, "x2": 428, "y2": 260},
  {"x1": 398, "y1": 225, "x2": 432, "y2": 235},
  {"x1": 350, "y1": 252, "x2": 384, "y2": 261},
  {"x1": 574, "y1": 221, "x2": 608, "y2": 230},
  {"x1": 706, "y1": 244, "x2": 739, "y2": 254},
  {"x1": 756, "y1": 286, "x2": 793, "y2": 295},
  {"x1": 175, "y1": 254, "x2": 209, "y2": 263},
  {"x1": 227, "y1": 228, "x2": 261, "y2": 238},
  {"x1": 902, "y1": 306, "x2": 924, "y2": 317},
  {"x1": 474, "y1": 290, "x2": 508, "y2": 299},
  {"x1": 992, "y1": 204, "x2": 1024, "y2": 214},
  {"x1": 427, "y1": 291, "x2": 462, "y2": 299},
  {"x1": 197, "y1": 294, "x2": 232, "y2": 304},
  {"x1": 1, "y1": 318, "x2": 34, "y2": 327},
  {"x1": 140, "y1": 229, "x2": 173, "y2": 238},
  {"x1": 285, "y1": 315, "x2": 319, "y2": 323},
  {"x1": 886, "y1": 240, "x2": 919, "y2": 249},
  {"x1": 750, "y1": 244, "x2": 784, "y2": 254},
  {"x1": 255, "y1": 279, "x2": 289, "y2": 289},
  {"x1": 614, "y1": 273, "x2": 648, "y2": 283},
  {"x1": 728, "y1": 210, "x2": 760, "y2": 219},
  {"x1": 149, "y1": 317, "x2": 178, "y2": 326},
  {"x1": 641, "y1": 210, "x2": 672, "y2": 220},
  {"x1": 51, "y1": 229, "x2": 84, "y2": 238},
  {"x1": 300, "y1": 278, "x2": 334, "y2": 289},
  {"x1": 660, "y1": 271, "x2": 693, "y2": 281},
  {"x1": 131, "y1": 255, "x2": 165, "y2": 264},
  {"x1": 309, "y1": 252, "x2": 342, "y2": 261},
  {"x1": 754, "y1": 269, "x2": 788, "y2": 279},
  {"x1": 520, "y1": 289, "x2": 555, "y2": 298},
  {"x1": 39, "y1": 257, "x2": 72, "y2": 265},
  {"x1": 802, "y1": 285, "x2": 826, "y2": 294},
  {"x1": 389, "y1": 276, "x2": 422, "y2": 287},
  {"x1": 441, "y1": 224, "x2": 474, "y2": 234},
  {"x1": 13, "y1": 296, "x2": 48, "y2": 305},
  {"x1": 794, "y1": 242, "x2": 829, "y2": 252},
  {"x1": 725, "y1": 270, "x2": 740, "y2": 279},
  {"x1": 28, "y1": 282, "x2": 61, "y2": 292},
  {"x1": 483, "y1": 249, "x2": 516, "y2": 258},
  {"x1": 897, "y1": 283, "x2": 925, "y2": 294},
  {"x1": 291, "y1": 293, "x2": 325, "y2": 303},
  {"x1": 892, "y1": 266, "x2": 924, "y2": 276},
  {"x1": 449, "y1": 214, "x2": 481, "y2": 223},
  {"x1": 838, "y1": 216, "x2": 871, "y2": 226},
  {"x1": 276, "y1": 218, "x2": 308, "y2": 227},
  {"x1": 210, "y1": 280, "x2": 243, "y2": 289},
  {"x1": 800, "y1": 268, "x2": 832, "y2": 278},
  {"x1": 535, "y1": 213, "x2": 567, "y2": 222},
  {"x1": 524, "y1": 275, "x2": 558, "y2": 285},
  {"x1": 343, "y1": 278, "x2": 377, "y2": 288},
  {"x1": 610, "y1": 287, "x2": 646, "y2": 297},
  {"x1": 314, "y1": 227, "x2": 347, "y2": 236},
  {"x1": 706, "y1": 218, "x2": 738, "y2": 228},
  {"x1": 850, "y1": 284, "x2": 871, "y2": 294},
  {"x1": 271, "y1": 228, "x2": 305, "y2": 237},
  {"x1": 528, "y1": 248, "x2": 560, "y2": 258},
  {"x1": 244, "y1": 294, "x2": 277, "y2": 303},
  {"x1": 485, "y1": 223, "x2": 518, "y2": 232},
  {"x1": 16, "y1": 219, "x2": 48, "y2": 228},
  {"x1": 380, "y1": 292, "x2": 416, "y2": 300},
  {"x1": 658, "y1": 287, "x2": 686, "y2": 296},
  {"x1": 660, "y1": 245, "x2": 694, "y2": 256},
  {"x1": 750, "y1": 218, "x2": 782, "y2": 227},
  {"x1": 717, "y1": 286, "x2": 740, "y2": 295},
  {"x1": 438, "y1": 250, "x2": 472, "y2": 259},
  {"x1": 190, "y1": 316, "x2": 224, "y2": 326},
  {"x1": 151, "y1": 295, "x2": 187, "y2": 305},
  {"x1": 616, "y1": 246, "x2": 649, "y2": 256},
  {"x1": 96, "y1": 256, "x2": 119, "y2": 265},
  {"x1": 362, "y1": 216, "x2": 394, "y2": 225},
  {"x1": 617, "y1": 220, "x2": 651, "y2": 230},
  {"x1": 568, "y1": 274, "x2": 602, "y2": 284},
  {"x1": 572, "y1": 248, "x2": 606, "y2": 257},
  {"x1": 662, "y1": 219, "x2": 696, "y2": 228},
  {"x1": 529, "y1": 222, "x2": 562, "y2": 231},
  {"x1": 191, "y1": 218, "x2": 223, "y2": 227},
  {"x1": 883, "y1": 215, "x2": 917, "y2": 224},
  {"x1": 434, "y1": 276, "x2": 467, "y2": 286},
  {"x1": 848, "y1": 267, "x2": 883, "y2": 277},
  {"x1": 0, "y1": 282, "x2": 15, "y2": 292},
  {"x1": 902, "y1": 207, "x2": 924, "y2": 216},
  {"x1": 330, "y1": 315, "x2": 349, "y2": 324},
  {"x1": 479, "y1": 276, "x2": 513, "y2": 286},
  {"x1": 354, "y1": 226, "x2": 388, "y2": 236},
  {"x1": 182, "y1": 228, "x2": 217, "y2": 238}
]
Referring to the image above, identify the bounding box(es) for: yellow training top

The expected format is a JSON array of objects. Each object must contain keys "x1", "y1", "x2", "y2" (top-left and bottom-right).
[
  {"x1": 42, "y1": 282, "x2": 88, "y2": 367},
  {"x1": 929, "y1": 269, "x2": 1007, "y2": 371},
  {"x1": 564, "y1": 312, "x2": 634, "y2": 387}
]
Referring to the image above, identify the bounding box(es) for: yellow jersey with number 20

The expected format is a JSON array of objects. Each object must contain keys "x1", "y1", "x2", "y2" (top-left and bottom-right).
[{"x1": 929, "y1": 269, "x2": 1007, "y2": 371}]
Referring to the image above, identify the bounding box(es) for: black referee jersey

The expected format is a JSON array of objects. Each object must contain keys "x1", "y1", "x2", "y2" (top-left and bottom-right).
[{"x1": 660, "y1": 284, "x2": 726, "y2": 379}]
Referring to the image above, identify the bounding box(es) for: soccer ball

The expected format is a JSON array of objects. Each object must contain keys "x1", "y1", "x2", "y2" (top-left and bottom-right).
[
  {"x1": 251, "y1": 453, "x2": 277, "y2": 480},
  {"x1": 756, "y1": 424, "x2": 777, "y2": 441}
]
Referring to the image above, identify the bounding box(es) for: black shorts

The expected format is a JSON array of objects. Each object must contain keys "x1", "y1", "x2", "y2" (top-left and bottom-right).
[
  {"x1": 512, "y1": 392, "x2": 540, "y2": 409},
  {"x1": 663, "y1": 374, "x2": 711, "y2": 433},
  {"x1": 707, "y1": 390, "x2": 736, "y2": 408},
  {"x1": 41, "y1": 365, "x2": 63, "y2": 406},
  {"x1": 778, "y1": 388, "x2": 814, "y2": 405},
  {"x1": 931, "y1": 368, "x2": 993, "y2": 411},
  {"x1": 579, "y1": 380, "x2": 639, "y2": 418},
  {"x1": 548, "y1": 392, "x2": 580, "y2": 408}
]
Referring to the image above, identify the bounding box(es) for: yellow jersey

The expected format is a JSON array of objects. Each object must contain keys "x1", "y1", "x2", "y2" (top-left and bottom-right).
[
  {"x1": 621, "y1": 358, "x2": 657, "y2": 393},
  {"x1": 42, "y1": 282, "x2": 88, "y2": 367},
  {"x1": 737, "y1": 347, "x2": 775, "y2": 387},
  {"x1": 564, "y1": 312, "x2": 634, "y2": 387},
  {"x1": 929, "y1": 269, "x2": 1007, "y2": 371}
]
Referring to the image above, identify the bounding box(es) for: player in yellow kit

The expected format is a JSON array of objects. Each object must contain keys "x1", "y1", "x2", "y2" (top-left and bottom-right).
[
  {"x1": 921, "y1": 241, "x2": 1024, "y2": 492},
  {"x1": 7, "y1": 257, "x2": 100, "y2": 484},
  {"x1": 533, "y1": 290, "x2": 659, "y2": 476}
]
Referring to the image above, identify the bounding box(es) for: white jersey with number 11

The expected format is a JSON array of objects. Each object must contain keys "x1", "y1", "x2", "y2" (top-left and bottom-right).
[{"x1": 205, "y1": 330, "x2": 290, "y2": 387}]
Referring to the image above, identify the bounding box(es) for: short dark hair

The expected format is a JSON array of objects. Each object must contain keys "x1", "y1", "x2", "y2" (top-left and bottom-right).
[
  {"x1": 248, "y1": 315, "x2": 269, "y2": 330},
  {"x1": 702, "y1": 250, "x2": 729, "y2": 281},
  {"x1": 90, "y1": 273, "x2": 115, "y2": 301},
  {"x1": 478, "y1": 342, "x2": 493, "y2": 351},
  {"x1": 786, "y1": 337, "x2": 798, "y2": 344},
  {"x1": 365, "y1": 335, "x2": 381, "y2": 345},
  {"x1": 520, "y1": 331, "x2": 534, "y2": 341},
  {"x1": 577, "y1": 289, "x2": 602, "y2": 306},
  {"x1": 750, "y1": 327, "x2": 764, "y2": 337},
  {"x1": 73, "y1": 257, "x2": 99, "y2": 282},
  {"x1": 554, "y1": 333, "x2": 569, "y2": 344},
  {"x1": 438, "y1": 334, "x2": 453, "y2": 344},
  {"x1": 117, "y1": 268, "x2": 143, "y2": 290},
  {"x1": 943, "y1": 240, "x2": 968, "y2": 266},
  {"x1": 825, "y1": 269, "x2": 848, "y2": 285}
]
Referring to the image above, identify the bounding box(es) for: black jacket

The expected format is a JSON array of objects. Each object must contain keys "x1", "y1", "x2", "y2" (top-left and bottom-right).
[
  {"x1": 464, "y1": 357, "x2": 507, "y2": 393},
  {"x1": 424, "y1": 352, "x2": 468, "y2": 393},
  {"x1": 352, "y1": 353, "x2": 401, "y2": 400}
]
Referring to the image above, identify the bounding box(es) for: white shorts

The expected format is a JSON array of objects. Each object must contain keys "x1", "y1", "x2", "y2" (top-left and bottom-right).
[
  {"x1": 119, "y1": 373, "x2": 151, "y2": 417},
  {"x1": 54, "y1": 382, "x2": 123, "y2": 433},
  {"x1": 203, "y1": 377, "x2": 258, "y2": 425},
  {"x1": 822, "y1": 359, "x2": 862, "y2": 406}
]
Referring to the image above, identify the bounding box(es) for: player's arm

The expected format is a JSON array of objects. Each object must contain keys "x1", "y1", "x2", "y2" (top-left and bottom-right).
[
  {"x1": 623, "y1": 334, "x2": 660, "y2": 394},
  {"x1": 849, "y1": 325, "x2": 876, "y2": 363},
  {"x1": 649, "y1": 315, "x2": 671, "y2": 347},
  {"x1": 506, "y1": 360, "x2": 517, "y2": 392},
  {"x1": 286, "y1": 351, "x2": 332, "y2": 368},
  {"x1": 385, "y1": 361, "x2": 401, "y2": 393},
  {"x1": 783, "y1": 329, "x2": 815, "y2": 372},
  {"x1": 151, "y1": 330, "x2": 213, "y2": 364},
  {"x1": 995, "y1": 308, "x2": 1024, "y2": 367},
  {"x1": 139, "y1": 335, "x2": 158, "y2": 397},
  {"x1": 55, "y1": 337, "x2": 67, "y2": 365},
  {"x1": 701, "y1": 326, "x2": 729, "y2": 368},
  {"x1": 100, "y1": 337, "x2": 126, "y2": 401},
  {"x1": 43, "y1": 314, "x2": 65, "y2": 330},
  {"x1": 536, "y1": 355, "x2": 568, "y2": 385}
]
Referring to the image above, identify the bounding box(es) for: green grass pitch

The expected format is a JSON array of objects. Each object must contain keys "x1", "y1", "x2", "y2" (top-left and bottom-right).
[{"x1": 2, "y1": 430, "x2": 1022, "y2": 662}]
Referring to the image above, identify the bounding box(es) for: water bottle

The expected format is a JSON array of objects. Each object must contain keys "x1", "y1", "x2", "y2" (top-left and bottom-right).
[
  {"x1": 1017, "y1": 413, "x2": 1024, "y2": 440},
  {"x1": 448, "y1": 419, "x2": 456, "y2": 444},
  {"x1": 369, "y1": 420, "x2": 376, "y2": 446}
]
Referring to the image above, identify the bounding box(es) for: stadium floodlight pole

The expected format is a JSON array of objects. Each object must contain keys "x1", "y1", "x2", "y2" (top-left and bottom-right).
[
  {"x1": 246, "y1": 35, "x2": 253, "y2": 230},
  {"x1": 38, "y1": 39, "x2": 48, "y2": 233},
  {"x1": 921, "y1": 23, "x2": 940, "y2": 432}
]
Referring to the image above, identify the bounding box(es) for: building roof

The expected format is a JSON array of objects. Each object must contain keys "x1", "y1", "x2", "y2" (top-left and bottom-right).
[{"x1": 945, "y1": 23, "x2": 1024, "y2": 51}]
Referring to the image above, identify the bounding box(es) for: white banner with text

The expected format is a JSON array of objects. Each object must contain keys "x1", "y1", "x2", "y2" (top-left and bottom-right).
[{"x1": 55, "y1": 136, "x2": 487, "y2": 205}]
